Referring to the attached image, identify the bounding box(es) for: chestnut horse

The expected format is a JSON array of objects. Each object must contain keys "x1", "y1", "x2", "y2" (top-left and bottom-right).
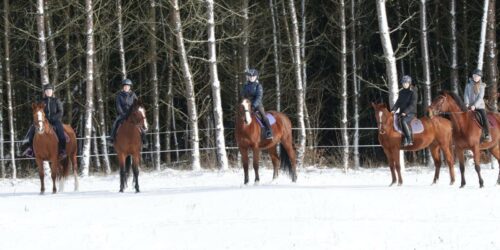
[
  {"x1": 371, "y1": 103, "x2": 455, "y2": 186},
  {"x1": 31, "y1": 103, "x2": 79, "y2": 194},
  {"x1": 428, "y1": 91, "x2": 500, "y2": 188},
  {"x1": 235, "y1": 99, "x2": 297, "y2": 184},
  {"x1": 114, "y1": 100, "x2": 148, "y2": 193}
]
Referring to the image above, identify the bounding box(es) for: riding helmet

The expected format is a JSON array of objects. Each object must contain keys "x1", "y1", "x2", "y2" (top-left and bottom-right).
[
  {"x1": 245, "y1": 69, "x2": 259, "y2": 77},
  {"x1": 471, "y1": 69, "x2": 482, "y2": 77},
  {"x1": 400, "y1": 75, "x2": 412, "y2": 85},
  {"x1": 43, "y1": 84, "x2": 54, "y2": 91},
  {"x1": 122, "y1": 78, "x2": 133, "y2": 86}
]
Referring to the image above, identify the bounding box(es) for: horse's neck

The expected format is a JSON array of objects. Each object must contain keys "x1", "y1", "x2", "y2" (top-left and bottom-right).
[{"x1": 449, "y1": 111, "x2": 472, "y2": 135}]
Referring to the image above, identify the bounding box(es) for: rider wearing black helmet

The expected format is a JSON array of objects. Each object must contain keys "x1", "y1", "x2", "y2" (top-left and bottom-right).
[
  {"x1": 240, "y1": 68, "x2": 273, "y2": 139},
  {"x1": 22, "y1": 84, "x2": 67, "y2": 158},
  {"x1": 391, "y1": 75, "x2": 418, "y2": 147},
  {"x1": 108, "y1": 78, "x2": 148, "y2": 147},
  {"x1": 464, "y1": 69, "x2": 491, "y2": 141}
]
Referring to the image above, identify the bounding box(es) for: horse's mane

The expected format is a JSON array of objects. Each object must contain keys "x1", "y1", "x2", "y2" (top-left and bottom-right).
[
  {"x1": 125, "y1": 101, "x2": 141, "y2": 120},
  {"x1": 438, "y1": 90, "x2": 467, "y2": 112}
]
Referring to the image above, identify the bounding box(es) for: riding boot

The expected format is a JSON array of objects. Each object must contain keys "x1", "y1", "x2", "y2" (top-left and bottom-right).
[
  {"x1": 401, "y1": 121, "x2": 413, "y2": 147},
  {"x1": 108, "y1": 119, "x2": 120, "y2": 144},
  {"x1": 141, "y1": 131, "x2": 149, "y2": 149},
  {"x1": 478, "y1": 109, "x2": 491, "y2": 142},
  {"x1": 21, "y1": 126, "x2": 35, "y2": 157}
]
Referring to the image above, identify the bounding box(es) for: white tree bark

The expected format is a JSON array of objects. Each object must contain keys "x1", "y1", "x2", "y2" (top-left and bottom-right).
[
  {"x1": 477, "y1": 0, "x2": 489, "y2": 71},
  {"x1": 0, "y1": 38, "x2": 4, "y2": 178},
  {"x1": 340, "y1": 0, "x2": 349, "y2": 172},
  {"x1": 449, "y1": 0, "x2": 459, "y2": 94},
  {"x1": 269, "y1": 0, "x2": 281, "y2": 112},
  {"x1": 419, "y1": 0, "x2": 431, "y2": 107},
  {"x1": 94, "y1": 59, "x2": 111, "y2": 174},
  {"x1": 36, "y1": 0, "x2": 50, "y2": 86},
  {"x1": 81, "y1": 0, "x2": 95, "y2": 177},
  {"x1": 376, "y1": 0, "x2": 404, "y2": 171},
  {"x1": 485, "y1": 0, "x2": 497, "y2": 111},
  {"x1": 206, "y1": 0, "x2": 229, "y2": 170},
  {"x1": 241, "y1": 0, "x2": 249, "y2": 75},
  {"x1": 171, "y1": 0, "x2": 201, "y2": 170},
  {"x1": 351, "y1": 0, "x2": 360, "y2": 169},
  {"x1": 287, "y1": 0, "x2": 306, "y2": 168},
  {"x1": 149, "y1": 0, "x2": 161, "y2": 171},
  {"x1": 44, "y1": 0, "x2": 58, "y2": 86},
  {"x1": 117, "y1": 0, "x2": 127, "y2": 79},
  {"x1": 4, "y1": 0, "x2": 15, "y2": 178}
]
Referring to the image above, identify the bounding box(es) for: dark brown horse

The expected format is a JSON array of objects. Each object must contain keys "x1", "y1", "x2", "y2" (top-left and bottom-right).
[
  {"x1": 235, "y1": 99, "x2": 297, "y2": 184},
  {"x1": 32, "y1": 103, "x2": 79, "y2": 194},
  {"x1": 371, "y1": 103, "x2": 455, "y2": 186},
  {"x1": 114, "y1": 99, "x2": 148, "y2": 193},
  {"x1": 428, "y1": 91, "x2": 500, "y2": 188}
]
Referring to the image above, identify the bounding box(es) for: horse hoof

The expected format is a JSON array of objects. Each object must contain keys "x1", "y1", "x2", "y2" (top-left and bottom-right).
[
  {"x1": 39, "y1": 191, "x2": 45, "y2": 195},
  {"x1": 460, "y1": 185, "x2": 465, "y2": 188},
  {"x1": 135, "y1": 190, "x2": 140, "y2": 193},
  {"x1": 119, "y1": 189, "x2": 124, "y2": 193}
]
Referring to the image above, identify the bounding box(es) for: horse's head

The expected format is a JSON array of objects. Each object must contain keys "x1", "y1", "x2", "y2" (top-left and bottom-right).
[
  {"x1": 371, "y1": 102, "x2": 390, "y2": 135},
  {"x1": 129, "y1": 99, "x2": 149, "y2": 132},
  {"x1": 239, "y1": 99, "x2": 253, "y2": 125},
  {"x1": 31, "y1": 102, "x2": 48, "y2": 134},
  {"x1": 428, "y1": 91, "x2": 465, "y2": 117}
]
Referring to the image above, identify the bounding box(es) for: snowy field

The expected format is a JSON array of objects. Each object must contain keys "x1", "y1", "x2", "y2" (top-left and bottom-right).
[{"x1": 1, "y1": 166, "x2": 500, "y2": 250}]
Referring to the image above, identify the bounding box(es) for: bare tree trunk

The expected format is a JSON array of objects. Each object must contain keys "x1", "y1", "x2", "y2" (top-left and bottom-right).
[
  {"x1": 206, "y1": 0, "x2": 229, "y2": 170},
  {"x1": 64, "y1": 7, "x2": 73, "y2": 124},
  {"x1": 269, "y1": 0, "x2": 281, "y2": 112},
  {"x1": 419, "y1": 0, "x2": 431, "y2": 107},
  {"x1": 477, "y1": 0, "x2": 489, "y2": 70},
  {"x1": 241, "y1": 0, "x2": 249, "y2": 75},
  {"x1": 36, "y1": 0, "x2": 50, "y2": 86},
  {"x1": 376, "y1": 0, "x2": 404, "y2": 171},
  {"x1": 171, "y1": 0, "x2": 201, "y2": 170},
  {"x1": 281, "y1": 0, "x2": 295, "y2": 64},
  {"x1": 461, "y1": 0, "x2": 469, "y2": 83},
  {"x1": 44, "y1": 0, "x2": 58, "y2": 86},
  {"x1": 164, "y1": 28, "x2": 174, "y2": 164},
  {"x1": 81, "y1": 0, "x2": 96, "y2": 177},
  {"x1": 3, "y1": 0, "x2": 14, "y2": 178},
  {"x1": 0, "y1": 38, "x2": 4, "y2": 178},
  {"x1": 287, "y1": 0, "x2": 306, "y2": 168},
  {"x1": 149, "y1": 0, "x2": 161, "y2": 171},
  {"x1": 117, "y1": 0, "x2": 127, "y2": 79},
  {"x1": 351, "y1": 0, "x2": 360, "y2": 169},
  {"x1": 339, "y1": 0, "x2": 349, "y2": 172},
  {"x1": 485, "y1": 0, "x2": 497, "y2": 111},
  {"x1": 92, "y1": 126, "x2": 101, "y2": 171},
  {"x1": 94, "y1": 59, "x2": 111, "y2": 174},
  {"x1": 449, "y1": 0, "x2": 459, "y2": 94}
]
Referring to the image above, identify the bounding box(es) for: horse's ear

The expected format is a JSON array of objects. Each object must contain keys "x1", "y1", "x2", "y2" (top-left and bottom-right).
[
  {"x1": 371, "y1": 102, "x2": 376, "y2": 109},
  {"x1": 40, "y1": 102, "x2": 46, "y2": 109},
  {"x1": 32, "y1": 103, "x2": 36, "y2": 110}
]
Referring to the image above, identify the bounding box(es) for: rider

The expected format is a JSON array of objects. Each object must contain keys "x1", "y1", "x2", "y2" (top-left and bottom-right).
[
  {"x1": 391, "y1": 75, "x2": 418, "y2": 147},
  {"x1": 240, "y1": 68, "x2": 273, "y2": 139},
  {"x1": 464, "y1": 69, "x2": 491, "y2": 142},
  {"x1": 108, "y1": 78, "x2": 148, "y2": 147},
  {"x1": 22, "y1": 84, "x2": 67, "y2": 158}
]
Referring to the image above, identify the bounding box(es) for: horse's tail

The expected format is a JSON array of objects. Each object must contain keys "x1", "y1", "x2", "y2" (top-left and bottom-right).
[
  {"x1": 61, "y1": 158, "x2": 71, "y2": 177},
  {"x1": 280, "y1": 144, "x2": 293, "y2": 177}
]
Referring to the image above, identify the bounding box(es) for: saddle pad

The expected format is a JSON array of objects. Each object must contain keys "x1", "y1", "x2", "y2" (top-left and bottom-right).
[
  {"x1": 473, "y1": 112, "x2": 497, "y2": 128},
  {"x1": 393, "y1": 114, "x2": 424, "y2": 134},
  {"x1": 255, "y1": 113, "x2": 276, "y2": 128}
]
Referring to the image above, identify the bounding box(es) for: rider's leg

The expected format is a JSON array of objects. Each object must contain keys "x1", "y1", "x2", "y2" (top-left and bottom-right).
[
  {"x1": 52, "y1": 120, "x2": 66, "y2": 156},
  {"x1": 402, "y1": 114, "x2": 414, "y2": 146},
  {"x1": 257, "y1": 105, "x2": 273, "y2": 139},
  {"x1": 477, "y1": 109, "x2": 491, "y2": 140}
]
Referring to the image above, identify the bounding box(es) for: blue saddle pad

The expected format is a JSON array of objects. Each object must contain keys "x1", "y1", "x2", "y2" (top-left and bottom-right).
[
  {"x1": 393, "y1": 114, "x2": 424, "y2": 134},
  {"x1": 256, "y1": 113, "x2": 276, "y2": 128}
]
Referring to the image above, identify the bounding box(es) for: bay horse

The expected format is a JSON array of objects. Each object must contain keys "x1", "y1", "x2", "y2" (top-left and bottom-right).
[
  {"x1": 235, "y1": 99, "x2": 297, "y2": 184},
  {"x1": 371, "y1": 103, "x2": 455, "y2": 186},
  {"x1": 428, "y1": 91, "x2": 500, "y2": 188},
  {"x1": 114, "y1": 99, "x2": 148, "y2": 193},
  {"x1": 31, "y1": 102, "x2": 79, "y2": 194}
]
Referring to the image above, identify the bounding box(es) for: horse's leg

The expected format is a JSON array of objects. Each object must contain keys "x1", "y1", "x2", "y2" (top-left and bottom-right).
[
  {"x1": 132, "y1": 153, "x2": 140, "y2": 193},
  {"x1": 268, "y1": 146, "x2": 280, "y2": 180},
  {"x1": 36, "y1": 158, "x2": 45, "y2": 194},
  {"x1": 489, "y1": 145, "x2": 500, "y2": 185},
  {"x1": 393, "y1": 150, "x2": 403, "y2": 186},
  {"x1": 72, "y1": 153, "x2": 79, "y2": 191},
  {"x1": 442, "y1": 144, "x2": 455, "y2": 185},
  {"x1": 282, "y1": 137, "x2": 297, "y2": 182},
  {"x1": 50, "y1": 157, "x2": 58, "y2": 194},
  {"x1": 472, "y1": 146, "x2": 484, "y2": 188},
  {"x1": 456, "y1": 148, "x2": 466, "y2": 188},
  {"x1": 383, "y1": 149, "x2": 396, "y2": 186},
  {"x1": 240, "y1": 147, "x2": 250, "y2": 184},
  {"x1": 118, "y1": 153, "x2": 126, "y2": 192},
  {"x1": 252, "y1": 147, "x2": 260, "y2": 184},
  {"x1": 429, "y1": 144, "x2": 442, "y2": 185}
]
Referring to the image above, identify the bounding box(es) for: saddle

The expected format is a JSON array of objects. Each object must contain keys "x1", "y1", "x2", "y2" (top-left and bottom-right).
[
  {"x1": 472, "y1": 111, "x2": 496, "y2": 129},
  {"x1": 393, "y1": 114, "x2": 424, "y2": 134},
  {"x1": 254, "y1": 112, "x2": 277, "y2": 128}
]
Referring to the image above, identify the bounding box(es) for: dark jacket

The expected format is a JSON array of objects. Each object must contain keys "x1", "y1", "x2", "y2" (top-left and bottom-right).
[
  {"x1": 116, "y1": 90, "x2": 138, "y2": 117},
  {"x1": 391, "y1": 87, "x2": 418, "y2": 115},
  {"x1": 240, "y1": 81, "x2": 263, "y2": 108},
  {"x1": 43, "y1": 96, "x2": 64, "y2": 123}
]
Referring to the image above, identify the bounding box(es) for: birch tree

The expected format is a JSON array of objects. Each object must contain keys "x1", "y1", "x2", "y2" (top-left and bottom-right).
[
  {"x1": 376, "y1": 0, "x2": 403, "y2": 170},
  {"x1": 419, "y1": 0, "x2": 431, "y2": 107},
  {"x1": 485, "y1": 0, "x2": 497, "y2": 111},
  {"x1": 4, "y1": 0, "x2": 15, "y2": 178},
  {"x1": 81, "y1": 0, "x2": 96, "y2": 177},
  {"x1": 44, "y1": 0, "x2": 58, "y2": 86},
  {"x1": 269, "y1": 0, "x2": 281, "y2": 111},
  {"x1": 117, "y1": 0, "x2": 127, "y2": 79},
  {"x1": 149, "y1": 0, "x2": 161, "y2": 170},
  {"x1": 449, "y1": 0, "x2": 459, "y2": 94},
  {"x1": 339, "y1": 0, "x2": 349, "y2": 172},
  {"x1": 36, "y1": 0, "x2": 50, "y2": 86},
  {"x1": 287, "y1": 0, "x2": 306, "y2": 168},
  {"x1": 476, "y1": 0, "x2": 489, "y2": 70},
  {"x1": 0, "y1": 42, "x2": 4, "y2": 178},
  {"x1": 171, "y1": 0, "x2": 201, "y2": 170},
  {"x1": 351, "y1": 0, "x2": 360, "y2": 168},
  {"x1": 206, "y1": 0, "x2": 228, "y2": 170},
  {"x1": 94, "y1": 59, "x2": 111, "y2": 174}
]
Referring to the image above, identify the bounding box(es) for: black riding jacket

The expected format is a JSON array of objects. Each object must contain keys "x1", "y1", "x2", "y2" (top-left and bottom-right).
[
  {"x1": 43, "y1": 96, "x2": 64, "y2": 123},
  {"x1": 116, "y1": 91, "x2": 138, "y2": 117},
  {"x1": 391, "y1": 87, "x2": 418, "y2": 115}
]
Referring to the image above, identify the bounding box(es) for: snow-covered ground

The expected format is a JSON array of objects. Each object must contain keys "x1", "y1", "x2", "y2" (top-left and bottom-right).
[{"x1": 1, "y1": 166, "x2": 500, "y2": 250}]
